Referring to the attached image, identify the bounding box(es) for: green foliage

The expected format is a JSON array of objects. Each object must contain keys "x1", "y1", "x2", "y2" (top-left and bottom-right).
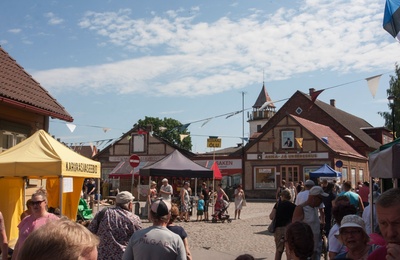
[
  {"x1": 135, "y1": 116, "x2": 192, "y2": 150},
  {"x1": 378, "y1": 64, "x2": 400, "y2": 137}
]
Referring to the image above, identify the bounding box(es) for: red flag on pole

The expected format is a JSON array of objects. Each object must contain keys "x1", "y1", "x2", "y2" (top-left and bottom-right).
[
  {"x1": 211, "y1": 161, "x2": 222, "y2": 180},
  {"x1": 311, "y1": 89, "x2": 324, "y2": 102}
]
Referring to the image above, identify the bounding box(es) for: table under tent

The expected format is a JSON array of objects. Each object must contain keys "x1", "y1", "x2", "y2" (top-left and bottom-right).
[{"x1": 0, "y1": 130, "x2": 100, "y2": 242}]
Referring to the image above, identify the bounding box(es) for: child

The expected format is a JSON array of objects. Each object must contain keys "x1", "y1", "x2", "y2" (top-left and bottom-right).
[{"x1": 197, "y1": 194, "x2": 205, "y2": 221}]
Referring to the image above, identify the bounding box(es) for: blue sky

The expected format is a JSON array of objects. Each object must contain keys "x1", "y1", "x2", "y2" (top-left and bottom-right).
[{"x1": 1, "y1": 0, "x2": 399, "y2": 153}]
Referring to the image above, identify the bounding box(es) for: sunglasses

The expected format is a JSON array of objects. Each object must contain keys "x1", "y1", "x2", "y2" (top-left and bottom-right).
[{"x1": 31, "y1": 200, "x2": 45, "y2": 206}]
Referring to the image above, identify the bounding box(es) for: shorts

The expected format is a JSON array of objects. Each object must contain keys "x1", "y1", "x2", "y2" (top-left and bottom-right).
[
  {"x1": 274, "y1": 226, "x2": 286, "y2": 253},
  {"x1": 197, "y1": 210, "x2": 204, "y2": 216},
  {"x1": 181, "y1": 202, "x2": 189, "y2": 212},
  {"x1": 204, "y1": 200, "x2": 209, "y2": 212}
]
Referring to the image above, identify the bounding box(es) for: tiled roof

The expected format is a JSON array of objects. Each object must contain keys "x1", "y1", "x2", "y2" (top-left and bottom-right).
[
  {"x1": 290, "y1": 114, "x2": 366, "y2": 159},
  {"x1": 306, "y1": 92, "x2": 381, "y2": 149},
  {"x1": 0, "y1": 46, "x2": 73, "y2": 122},
  {"x1": 253, "y1": 83, "x2": 275, "y2": 108}
]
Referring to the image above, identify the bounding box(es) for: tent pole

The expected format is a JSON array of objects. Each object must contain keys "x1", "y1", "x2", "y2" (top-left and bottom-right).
[
  {"x1": 138, "y1": 175, "x2": 141, "y2": 202},
  {"x1": 97, "y1": 178, "x2": 100, "y2": 213},
  {"x1": 59, "y1": 176, "x2": 63, "y2": 216},
  {"x1": 23, "y1": 177, "x2": 27, "y2": 210}
]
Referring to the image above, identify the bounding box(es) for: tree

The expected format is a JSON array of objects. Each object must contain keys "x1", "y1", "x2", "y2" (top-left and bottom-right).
[
  {"x1": 379, "y1": 64, "x2": 400, "y2": 138},
  {"x1": 134, "y1": 116, "x2": 192, "y2": 150}
]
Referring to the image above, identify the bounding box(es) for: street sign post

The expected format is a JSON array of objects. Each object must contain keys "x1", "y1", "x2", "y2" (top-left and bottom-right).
[{"x1": 207, "y1": 138, "x2": 221, "y2": 148}]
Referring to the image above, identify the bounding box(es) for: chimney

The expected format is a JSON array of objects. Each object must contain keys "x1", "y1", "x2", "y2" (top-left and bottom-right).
[
  {"x1": 309, "y1": 88, "x2": 315, "y2": 95},
  {"x1": 330, "y1": 99, "x2": 336, "y2": 107}
]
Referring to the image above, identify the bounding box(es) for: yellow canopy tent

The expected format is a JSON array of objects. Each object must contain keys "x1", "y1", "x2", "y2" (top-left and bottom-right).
[{"x1": 0, "y1": 130, "x2": 100, "y2": 242}]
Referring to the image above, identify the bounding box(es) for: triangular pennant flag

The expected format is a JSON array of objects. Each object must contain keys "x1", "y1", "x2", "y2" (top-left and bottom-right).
[
  {"x1": 226, "y1": 111, "x2": 241, "y2": 119},
  {"x1": 201, "y1": 118, "x2": 212, "y2": 127},
  {"x1": 89, "y1": 142, "x2": 94, "y2": 152},
  {"x1": 180, "y1": 134, "x2": 189, "y2": 141},
  {"x1": 321, "y1": 137, "x2": 329, "y2": 144},
  {"x1": 366, "y1": 74, "x2": 382, "y2": 98},
  {"x1": 138, "y1": 128, "x2": 148, "y2": 135},
  {"x1": 66, "y1": 123, "x2": 76, "y2": 133},
  {"x1": 127, "y1": 136, "x2": 132, "y2": 140},
  {"x1": 295, "y1": 138, "x2": 303, "y2": 148},
  {"x1": 159, "y1": 126, "x2": 167, "y2": 132},
  {"x1": 260, "y1": 101, "x2": 274, "y2": 110},
  {"x1": 311, "y1": 90, "x2": 324, "y2": 102},
  {"x1": 178, "y1": 123, "x2": 190, "y2": 132}
]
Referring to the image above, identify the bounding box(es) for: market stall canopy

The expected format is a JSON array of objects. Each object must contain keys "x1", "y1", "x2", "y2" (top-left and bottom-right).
[
  {"x1": 309, "y1": 164, "x2": 342, "y2": 178},
  {"x1": 140, "y1": 149, "x2": 213, "y2": 178},
  {"x1": 109, "y1": 160, "x2": 149, "y2": 179},
  {"x1": 369, "y1": 138, "x2": 400, "y2": 178},
  {"x1": 0, "y1": 129, "x2": 100, "y2": 178}
]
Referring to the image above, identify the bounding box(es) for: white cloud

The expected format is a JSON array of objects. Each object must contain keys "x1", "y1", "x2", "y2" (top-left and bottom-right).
[
  {"x1": 34, "y1": 0, "x2": 398, "y2": 97},
  {"x1": 8, "y1": 28, "x2": 21, "y2": 34},
  {"x1": 44, "y1": 12, "x2": 64, "y2": 25}
]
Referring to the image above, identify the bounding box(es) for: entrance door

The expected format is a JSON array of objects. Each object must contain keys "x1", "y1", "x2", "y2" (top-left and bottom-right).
[{"x1": 281, "y1": 166, "x2": 299, "y2": 183}]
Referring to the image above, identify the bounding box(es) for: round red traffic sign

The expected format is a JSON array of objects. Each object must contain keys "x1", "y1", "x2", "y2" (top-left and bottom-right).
[{"x1": 129, "y1": 154, "x2": 140, "y2": 168}]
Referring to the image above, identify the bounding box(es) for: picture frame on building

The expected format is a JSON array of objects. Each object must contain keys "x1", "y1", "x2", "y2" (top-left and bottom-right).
[{"x1": 281, "y1": 130, "x2": 294, "y2": 148}]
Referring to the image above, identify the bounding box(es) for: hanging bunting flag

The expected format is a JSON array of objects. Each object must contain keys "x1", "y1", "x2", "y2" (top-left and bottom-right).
[
  {"x1": 66, "y1": 123, "x2": 76, "y2": 133},
  {"x1": 226, "y1": 111, "x2": 241, "y2": 119},
  {"x1": 103, "y1": 128, "x2": 111, "y2": 133},
  {"x1": 138, "y1": 128, "x2": 148, "y2": 135},
  {"x1": 180, "y1": 134, "x2": 189, "y2": 141},
  {"x1": 127, "y1": 136, "x2": 132, "y2": 140},
  {"x1": 201, "y1": 118, "x2": 212, "y2": 127},
  {"x1": 89, "y1": 142, "x2": 94, "y2": 151},
  {"x1": 383, "y1": 0, "x2": 400, "y2": 41},
  {"x1": 159, "y1": 126, "x2": 167, "y2": 132},
  {"x1": 260, "y1": 101, "x2": 274, "y2": 110},
  {"x1": 311, "y1": 90, "x2": 324, "y2": 102},
  {"x1": 240, "y1": 137, "x2": 249, "y2": 142},
  {"x1": 149, "y1": 131, "x2": 154, "y2": 137},
  {"x1": 366, "y1": 74, "x2": 382, "y2": 98},
  {"x1": 295, "y1": 138, "x2": 303, "y2": 148},
  {"x1": 321, "y1": 137, "x2": 329, "y2": 144},
  {"x1": 178, "y1": 123, "x2": 190, "y2": 132}
]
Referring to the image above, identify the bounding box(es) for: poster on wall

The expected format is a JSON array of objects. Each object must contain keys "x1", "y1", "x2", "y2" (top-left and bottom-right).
[{"x1": 281, "y1": 130, "x2": 294, "y2": 148}]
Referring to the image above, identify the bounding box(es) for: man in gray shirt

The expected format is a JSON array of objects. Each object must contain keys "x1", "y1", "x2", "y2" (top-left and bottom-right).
[
  {"x1": 159, "y1": 178, "x2": 173, "y2": 201},
  {"x1": 123, "y1": 198, "x2": 186, "y2": 260}
]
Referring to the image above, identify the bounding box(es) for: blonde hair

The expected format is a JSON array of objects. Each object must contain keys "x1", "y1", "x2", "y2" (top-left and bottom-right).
[{"x1": 18, "y1": 217, "x2": 99, "y2": 260}]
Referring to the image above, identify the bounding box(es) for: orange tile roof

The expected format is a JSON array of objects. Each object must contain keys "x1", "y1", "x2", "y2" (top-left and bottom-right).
[
  {"x1": 290, "y1": 114, "x2": 366, "y2": 159},
  {"x1": 0, "y1": 46, "x2": 73, "y2": 122}
]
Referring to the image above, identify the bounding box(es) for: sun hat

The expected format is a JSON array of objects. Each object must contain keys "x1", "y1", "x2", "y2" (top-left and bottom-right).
[
  {"x1": 162, "y1": 178, "x2": 168, "y2": 183},
  {"x1": 305, "y1": 179, "x2": 315, "y2": 186},
  {"x1": 340, "y1": 214, "x2": 366, "y2": 230},
  {"x1": 309, "y1": 186, "x2": 329, "y2": 197},
  {"x1": 151, "y1": 198, "x2": 171, "y2": 217},
  {"x1": 116, "y1": 191, "x2": 135, "y2": 204}
]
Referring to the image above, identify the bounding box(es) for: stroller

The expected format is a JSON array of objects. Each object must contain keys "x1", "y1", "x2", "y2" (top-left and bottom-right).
[{"x1": 211, "y1": 199, "x2": 232, "y2": 223}]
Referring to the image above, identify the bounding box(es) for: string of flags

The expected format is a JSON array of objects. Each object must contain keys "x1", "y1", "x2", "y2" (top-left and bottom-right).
[{"x1": 53, "y1": 69, "x2": 394, "y2": 149}]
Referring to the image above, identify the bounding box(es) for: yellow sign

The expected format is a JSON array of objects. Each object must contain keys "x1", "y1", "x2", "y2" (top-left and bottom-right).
[{"x1": 207, "y1": 138, "x2": 221, "y2": 148}]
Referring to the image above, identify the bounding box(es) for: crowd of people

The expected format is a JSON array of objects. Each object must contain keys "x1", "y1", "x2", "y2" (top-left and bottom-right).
[
  {"x1": 269, "y1": 178, "x2": 400, "y2": 260},
  {"x1": 2, "y1": 176, "x2": 400, "y2": 260}
]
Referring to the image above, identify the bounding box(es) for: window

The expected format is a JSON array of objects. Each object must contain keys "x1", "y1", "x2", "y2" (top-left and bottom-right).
[
  {"x1": 0, "y1": 131, "x2": 27, "y2": 152},
  {"x1": 281, "y1": 166, "x2": 299, "y2": 183},
  {"x1": 132, "y1": 134, "x2": 145, "y2": 153},
  {"x1": 303, "y1": 166, "x2": 320, "y2": 181},
  {"x1": 342, "y1": 167, "x2": 348, "y2": 182},
  {"x1": 254, "y1": 167, "x2": 276, "y2": 189},
  {"x1": 351, "y1": 168, "x2": 356, "y2": 189},
  {"x1": 359, "y1": 169, "x2": 364, "y2": 183}
]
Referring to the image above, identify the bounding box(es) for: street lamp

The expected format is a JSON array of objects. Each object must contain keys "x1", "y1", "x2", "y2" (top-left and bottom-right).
[{"x1": 388, "y1": 95, "x2": 396, "y2": 138}]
